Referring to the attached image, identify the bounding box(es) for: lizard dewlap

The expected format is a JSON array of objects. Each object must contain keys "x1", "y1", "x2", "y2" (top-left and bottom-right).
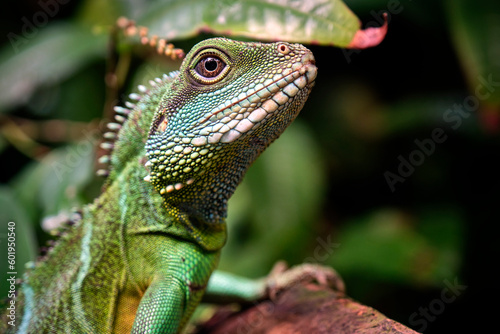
[{"x1": 1, "y1": 37, "x2": 322, "y2": 334}]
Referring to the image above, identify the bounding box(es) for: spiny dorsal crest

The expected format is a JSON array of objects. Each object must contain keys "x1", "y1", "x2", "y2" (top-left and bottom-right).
[
  {"x1": 96, "y1": 18, "x2": 184, "y2": 177},
  {"x1": 115, "y1": 17, "x2": 184, "y2": 59},
  {"x1": 97, "y1": 72, "x2": 179, "y2": 178}
]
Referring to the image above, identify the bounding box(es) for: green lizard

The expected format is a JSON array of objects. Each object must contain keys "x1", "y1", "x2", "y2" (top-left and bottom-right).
[{"x1": 2, "y1": 31, "x2": 343, "y2": 334}]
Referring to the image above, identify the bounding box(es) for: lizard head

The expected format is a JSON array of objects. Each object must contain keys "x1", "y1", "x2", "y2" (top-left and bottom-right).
[{"x1": 145, "y1": 38, "x2": 317, "y2": 223}]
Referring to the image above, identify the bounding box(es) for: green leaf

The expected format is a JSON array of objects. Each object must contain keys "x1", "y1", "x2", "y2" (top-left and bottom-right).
[
  {"x1": 139, "y1": 0, "x2": 362, "y2": 46},
  {"x1": 329, "y1": 208, "x2": 463, "y2": 286},
  {"x1": 330, "y1": 210, "x2": 431, "y2": 285},
  {"x1": 417, "y1": 207, "x2": 464, "y2": 281},
  {"x1": 12, "y1": 142, "x2": 99, "y2": 228},
  {"x1": 0, "y1": 23, "x2": 107, "y2": 112},
  {"x1": 447, "y1": 0, "x2": 500, "y2": 105}
]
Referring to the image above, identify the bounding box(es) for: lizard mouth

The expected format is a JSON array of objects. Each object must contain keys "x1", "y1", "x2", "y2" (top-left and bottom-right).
[{"x1": 188, "y1": 53, "x2": 317, "y2": 146}]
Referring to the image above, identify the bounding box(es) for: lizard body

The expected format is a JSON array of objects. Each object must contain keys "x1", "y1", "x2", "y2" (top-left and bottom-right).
[{"x1": 2, "y1": 37, "x2": 324, "y2": 333}]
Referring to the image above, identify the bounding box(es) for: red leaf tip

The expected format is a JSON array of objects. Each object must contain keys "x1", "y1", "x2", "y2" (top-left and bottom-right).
[{"x1": 347, "y1": 12, "x2": 389, "y2": 49}]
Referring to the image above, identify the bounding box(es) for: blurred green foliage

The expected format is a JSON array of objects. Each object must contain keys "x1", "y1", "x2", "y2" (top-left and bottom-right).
[{"x1": 0, "y1": 0, "x2": 498, "y2": 332}]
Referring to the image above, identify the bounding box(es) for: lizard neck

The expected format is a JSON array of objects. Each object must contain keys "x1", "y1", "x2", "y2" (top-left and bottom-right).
[{"x1": 112, "y1": 157, "x2": 227, "y2": 251}]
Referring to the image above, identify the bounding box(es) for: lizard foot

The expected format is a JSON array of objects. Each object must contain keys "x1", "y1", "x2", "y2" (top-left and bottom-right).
[{"x1": 265, "y1": 261, "x2": 345, "y2": 300}]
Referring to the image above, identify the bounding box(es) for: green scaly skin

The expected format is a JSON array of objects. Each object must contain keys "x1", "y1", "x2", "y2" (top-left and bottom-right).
[{"x1": 2, "y1": 38, "x2": 320, "y2": 333}]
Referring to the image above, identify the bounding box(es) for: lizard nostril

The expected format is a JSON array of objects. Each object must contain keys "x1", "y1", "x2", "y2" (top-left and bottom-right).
[
  {"x1": 277, "y1": 43, "x2": 290, "y2": 55},
  {"x1": 305, "y1": 64, "x2": 318, "y2": 84},
  {"x1": 300, "y1": 52, "x2": 317, "y2": 84},
  {"x1": 301, "y1": 52, "x2": 316, "y2": 66}
]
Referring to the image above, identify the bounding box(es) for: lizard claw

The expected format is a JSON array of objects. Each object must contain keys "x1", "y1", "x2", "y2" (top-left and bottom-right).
[{"x1": 265, "y1": 261, "x2": 345, "y2": 300}]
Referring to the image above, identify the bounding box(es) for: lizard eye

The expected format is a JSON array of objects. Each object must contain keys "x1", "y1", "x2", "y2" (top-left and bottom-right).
[
  {"x1": 195, "y1": 57, "x2": 225, "y2": 78},
  {"x1": 190, "y1": 53, "x2": 230, "y2": 84}
]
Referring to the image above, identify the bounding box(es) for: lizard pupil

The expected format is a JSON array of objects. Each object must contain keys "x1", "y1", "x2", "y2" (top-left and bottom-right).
[
  {"x1": 195, "y1": 56, "x2": 225, "y2": 79},
  {"x1": 204, "y1": 58, "x2": 218, "y2": 71}
]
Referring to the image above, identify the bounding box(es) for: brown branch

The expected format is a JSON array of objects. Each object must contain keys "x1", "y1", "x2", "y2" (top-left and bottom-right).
[{"x1": 195, "y1": 283, "x2": 418, "y2": 334}]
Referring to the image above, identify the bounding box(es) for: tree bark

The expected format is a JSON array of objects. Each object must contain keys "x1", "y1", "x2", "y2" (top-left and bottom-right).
[{"x1": 195, "y1": 283, "x2": 418, "y2": 334}]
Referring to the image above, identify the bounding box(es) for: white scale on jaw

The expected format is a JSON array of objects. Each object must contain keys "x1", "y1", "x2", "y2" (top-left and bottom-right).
[{"x1": 189, "y1": 61, "x2": 316, "y2": 146}]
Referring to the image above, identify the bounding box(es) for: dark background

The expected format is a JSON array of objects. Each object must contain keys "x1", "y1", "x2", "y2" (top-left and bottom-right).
[{"x1": 1, "y1": 0, "x2": 498, "y2": 332}]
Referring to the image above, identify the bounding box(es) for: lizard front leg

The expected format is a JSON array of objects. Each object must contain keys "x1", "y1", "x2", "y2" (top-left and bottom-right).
[
  {"x1": 131, "y1": 277, "x2": 186, "y2": 334},
  {"x1": 204, "y1": 262, "x2": 345, "y2": 304},
  {"x1": 125, "y1": 234, "x2": 221, "y2": 334},
  {"x1": 264, "y1": 261, "x2": 345, "y2": 298}
]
